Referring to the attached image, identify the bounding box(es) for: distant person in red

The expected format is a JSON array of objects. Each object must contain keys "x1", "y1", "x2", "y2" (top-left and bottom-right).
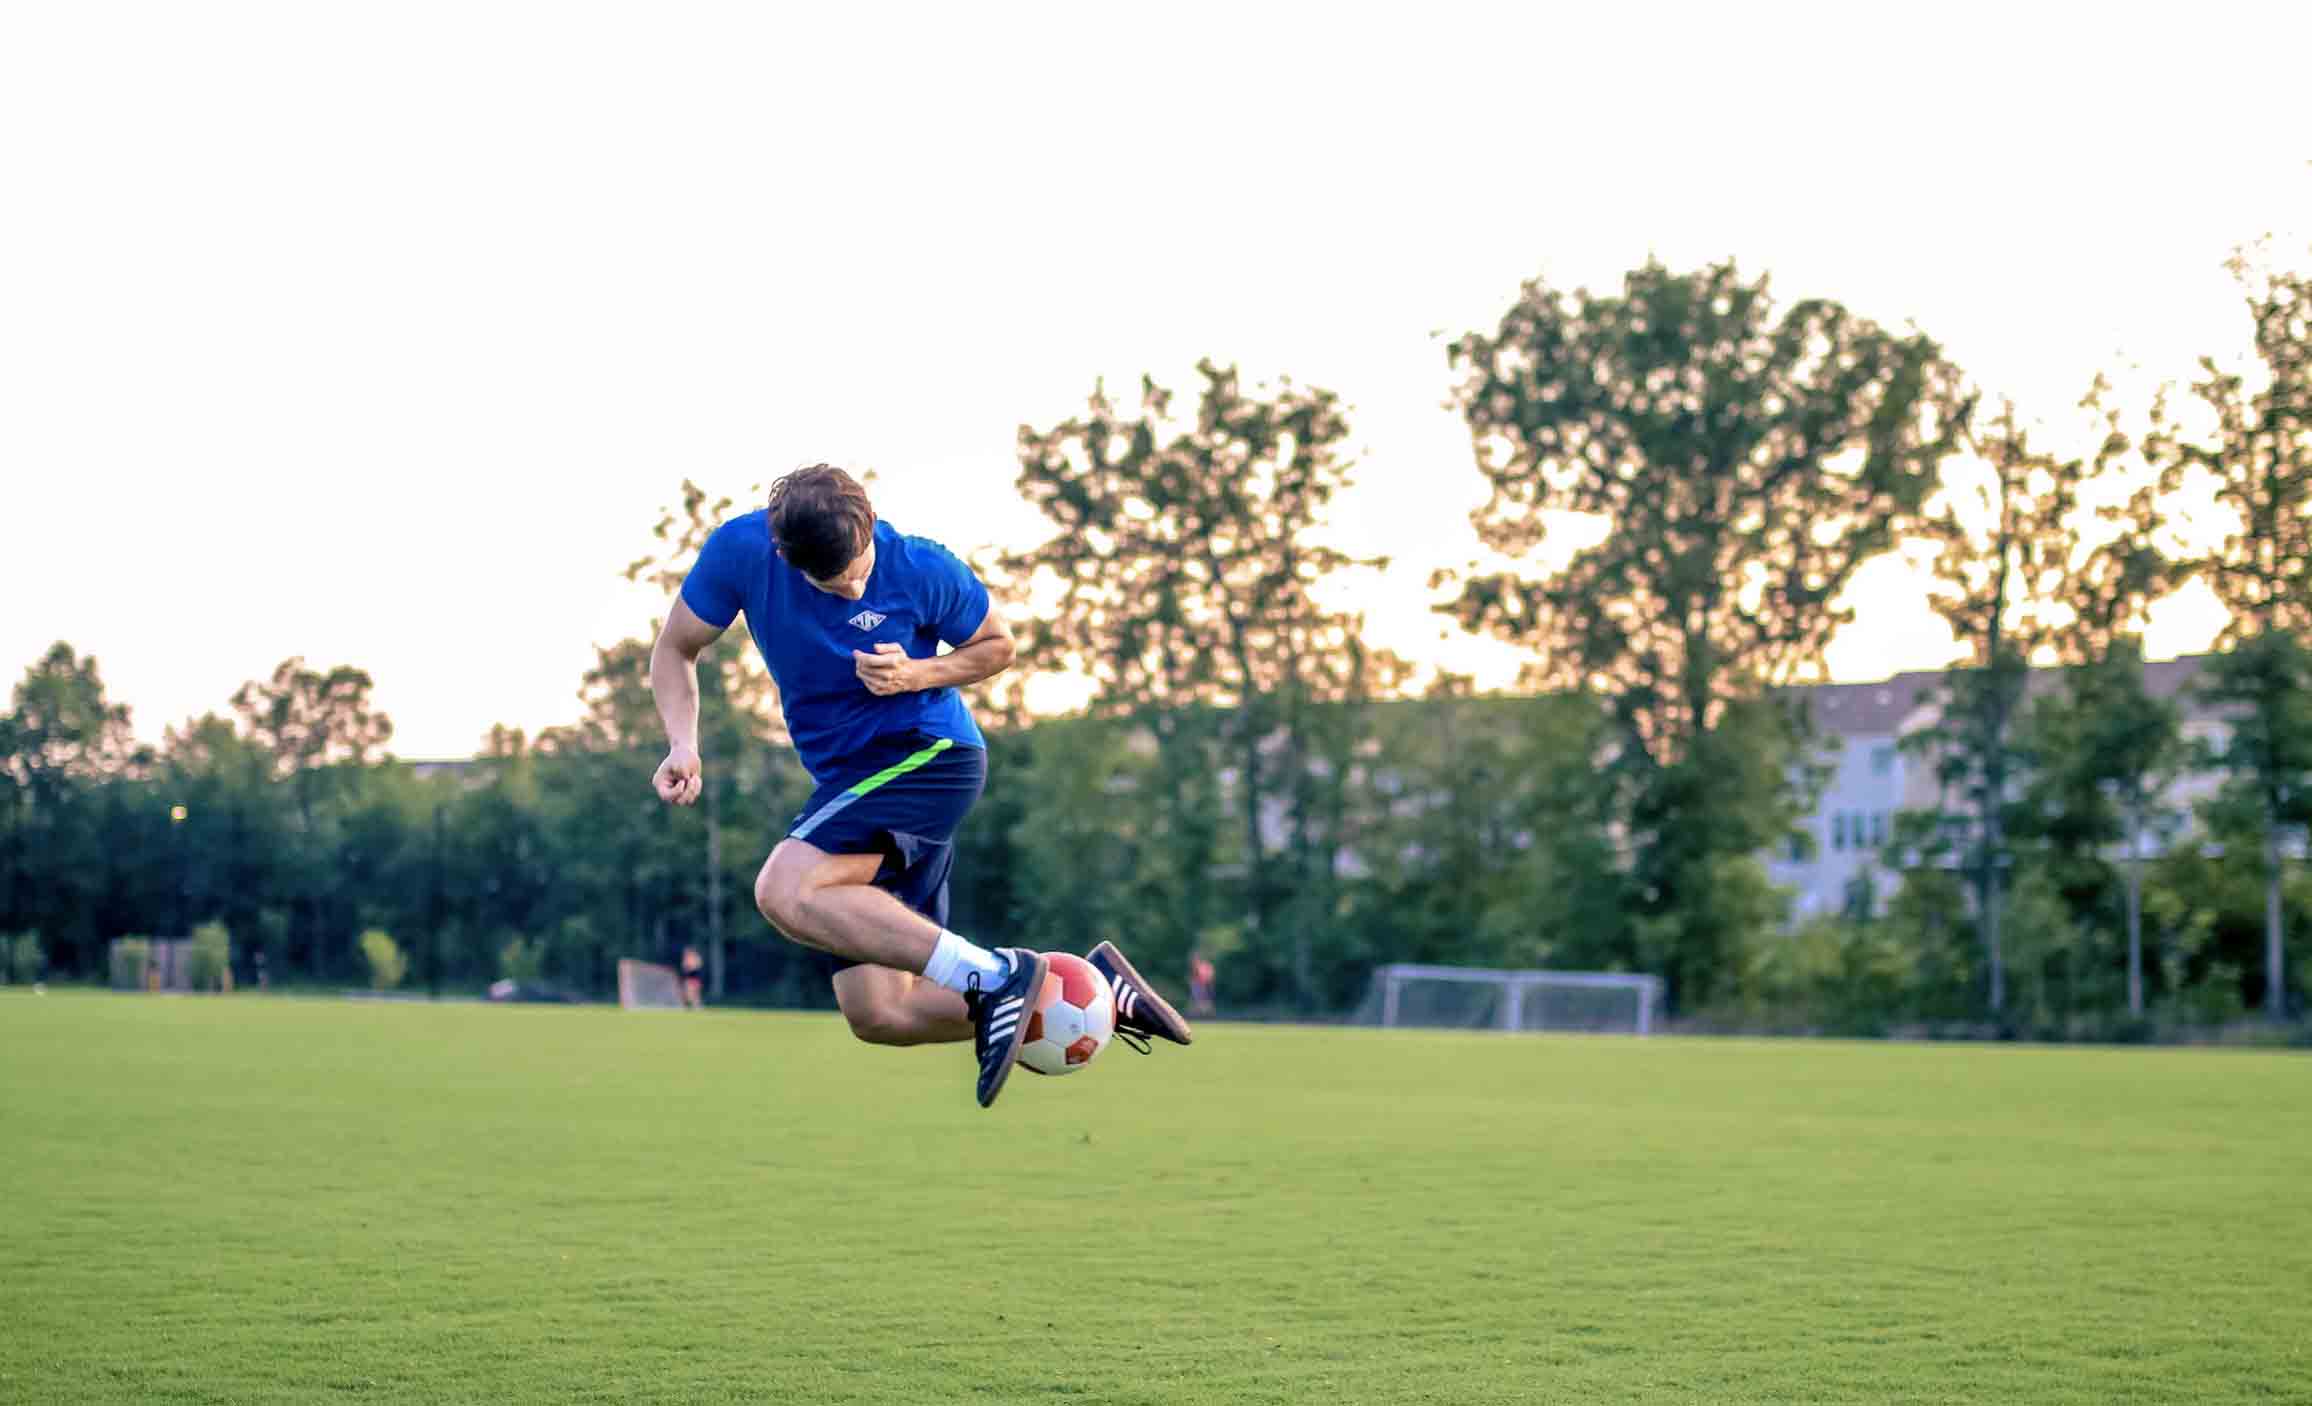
[
  {"x1": 680, "y1": 946, "x2": 704, "y2": 1010},
  {"x1": 1188, "y1": 953, "x2": 1216, "y2": 1018}
]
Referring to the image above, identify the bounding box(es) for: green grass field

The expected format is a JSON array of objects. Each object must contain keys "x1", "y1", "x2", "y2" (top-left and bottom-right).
[{"x1": 2, "y1": 991, "x2": 2307, "y2": 1404}]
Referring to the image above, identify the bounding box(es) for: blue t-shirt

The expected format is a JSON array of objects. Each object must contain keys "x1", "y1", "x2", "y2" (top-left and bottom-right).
[{"x1": 679, "y1": 513, "x2": 989, "y2": 783}]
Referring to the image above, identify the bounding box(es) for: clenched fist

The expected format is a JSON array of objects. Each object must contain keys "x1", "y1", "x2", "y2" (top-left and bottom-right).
[{"x1": 653, "y1": 744, "x2": 703, "y2": 806}]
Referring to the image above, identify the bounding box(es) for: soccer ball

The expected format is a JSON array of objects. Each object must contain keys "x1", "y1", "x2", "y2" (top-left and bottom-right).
[{"x1": 1018, "y1": 952, "x2": 1115, "y2": 1077}]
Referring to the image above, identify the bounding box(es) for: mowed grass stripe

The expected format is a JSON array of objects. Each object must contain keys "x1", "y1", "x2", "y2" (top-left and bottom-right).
[{"x1": 1, "y1": 991, "x2": 2305, "y2": 1404}]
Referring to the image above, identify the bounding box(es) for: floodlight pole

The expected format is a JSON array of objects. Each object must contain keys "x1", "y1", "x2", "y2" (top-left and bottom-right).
[
  {"x1": 169, "y1": 804, "x2": 188, "y2": 940},
  {"x1": 428, "y1": 802, "x2": 445, "y2": 999}
]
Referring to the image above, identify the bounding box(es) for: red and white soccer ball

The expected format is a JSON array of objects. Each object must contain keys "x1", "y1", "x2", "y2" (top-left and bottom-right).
[{"x1": 1018, "y1": 952, "x2": 1115, "y2": 1076}]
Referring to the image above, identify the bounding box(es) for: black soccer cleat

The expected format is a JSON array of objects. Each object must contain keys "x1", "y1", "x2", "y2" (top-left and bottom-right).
[
  {"x1": 965, "y1": 948, "x2": 1049, "y2": 1109},
  {"x1": 1087, "y1": 941, "x2": 1194, "y2": 1049}
]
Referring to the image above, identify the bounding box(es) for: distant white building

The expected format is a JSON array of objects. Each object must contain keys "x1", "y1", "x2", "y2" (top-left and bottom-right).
[
  {"x1": 1766, "y1": 671, "x2": 1940, "y2": 919},
  {"x1": 1768, "y1": 655, "x2": 2226, "y2": 920}
]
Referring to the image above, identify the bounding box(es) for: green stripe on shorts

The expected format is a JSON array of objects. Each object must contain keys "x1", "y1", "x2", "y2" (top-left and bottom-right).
[{"x1": 790, "y1": 737, "x2": 955, "y2": 843}]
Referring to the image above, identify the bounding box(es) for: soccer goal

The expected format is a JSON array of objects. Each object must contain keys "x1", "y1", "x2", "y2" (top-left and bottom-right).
[
  {"x1": 1357, "y1": 964, "x2": 1662, "y2": 1035},
  {"x1": 617, "y1": 959, "x2": 684, "y2": 1011}
]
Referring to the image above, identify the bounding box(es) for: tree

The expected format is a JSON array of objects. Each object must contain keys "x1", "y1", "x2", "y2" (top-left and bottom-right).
[
  {"x1": 1445, "y1": 259, "x2": 1972, "y2": 1006},
  {"x1": 2194, "y1": 635, "x2": 2312, "y2": 1018},
  {"x1": 621, "y1": 479, "x2": 790, "y2": 999},
  {"x1": 0, "y1": 710, "x2": 14, "y2": 944},
  {"x1": 535, "y1": 632, "x2": 797, "y2": 1001},
  {"x1": 2163, "y1": 255, "x2": 2312, "y2": 1019},
  {"x1": 2, "y1": 644, "x2": 145, "y2": 973},
  {"x1": 158, "y1": 712, "x2": 289, "y2": 976},
  {"x1": 1358, "y1": 686, "x2": 1628, "y2": 978},
  {"x1": 2016, "y1": 381, "x2": 2194, "y2": 1017},
  {"x1": 230, "y1": 658, "x2": 393, "y2": 822},
  {"x1": 621, "y1": 478, "x2": 784, "y2": 740},
  {"x1": 4, "y1": 643, "x2": 139, "y2": 784},
  {"x1": 1908, "y1": 402, "x2": 2091, "y2": 1014},
  {"x1": 2016, "y1": 649, "x2": 2186, "y2": 1018},
  {"x1": 2141, "y1": 800, "x2": 2312, "y2": 1024},
  {"x1": 993, "y1": 716, "x2": 1180, "y2": 968},
  {"x1": 228, "y1": 658, "x2": 394, "y2": 978},
  {"x1": 1002, "y1": 360, "x2": 1406, "y2": 1009}
]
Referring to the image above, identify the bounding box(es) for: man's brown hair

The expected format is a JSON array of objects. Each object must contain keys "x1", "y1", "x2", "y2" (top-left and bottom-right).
[{"x1": 767, "y1": 465, "x2": 875, "y2": 579}]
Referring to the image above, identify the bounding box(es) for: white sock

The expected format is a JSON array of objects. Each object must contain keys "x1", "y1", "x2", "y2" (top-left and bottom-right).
[{"x1": 923, "y1": 930, "x2": 1010, "y2": 995}]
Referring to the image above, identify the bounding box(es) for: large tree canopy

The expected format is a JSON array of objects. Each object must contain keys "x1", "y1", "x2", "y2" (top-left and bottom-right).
[
  {"x1": 1002, "y1": 360, "x2": 1404, "y2": 1008},
  {"x1": 1004, "y1": 359, "x2": 1390, "y2": 714},
  {"x1": 230, "y1": 658, "x2": 393, "y2": 779},
  {"x1": 1447, "y1": 258, "x2": 1973, "y2": 764},
  {"x1": 2163, "y1": 256, "x2": 2312, "y2": 1019},
  {"x1": 5, "y1": 642, "x2": 140, "y2": 788},
  {"x1": 2173, "y1": 259, "x2": 2312, "y2": 641},
  {"x1": 1908, "y1": 402, "x2": 2091, "y2": 1013},
  {"x1": 1445, "y1": 259, "x2": 1972, "y2": 1006}
]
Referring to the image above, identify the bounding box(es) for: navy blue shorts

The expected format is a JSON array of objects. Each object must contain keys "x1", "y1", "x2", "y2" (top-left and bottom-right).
[{"x1": 785, "y1": 731, "x2": 986, "y2": 977}]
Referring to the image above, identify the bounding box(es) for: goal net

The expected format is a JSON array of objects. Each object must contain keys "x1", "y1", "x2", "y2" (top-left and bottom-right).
[
  {"x1": 1354, "y1": 964, "x2": 1662, "y2": 1035},
  {"x1": 617, "y1": 959, "x2": 684, "y2": 1011}
]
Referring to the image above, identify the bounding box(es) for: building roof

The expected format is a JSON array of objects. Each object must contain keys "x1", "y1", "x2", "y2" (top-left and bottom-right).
[
  {"x1": 1782, "y1": 670, "x2": 1944, "y2": 737},
  {"x1": 2138, "y1": 654, "x2": 2212, "y2": 703},
  {"x1": 1783, "y1": 653, "x2": 2215, "y2": 740}
]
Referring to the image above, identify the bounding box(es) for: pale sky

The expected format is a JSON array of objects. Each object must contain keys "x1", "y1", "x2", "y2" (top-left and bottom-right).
[{"x1": 3, "y1": 3, "x2": 2307, "y2": 758}]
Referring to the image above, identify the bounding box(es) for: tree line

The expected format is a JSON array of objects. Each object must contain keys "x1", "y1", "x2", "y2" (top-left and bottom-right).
[{"x1": 4, "y1": 255, "x2": 2308, "y2": 1035}]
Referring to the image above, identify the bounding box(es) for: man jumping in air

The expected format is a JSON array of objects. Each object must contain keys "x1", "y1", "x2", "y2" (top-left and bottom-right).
[{"x1": 649, "y1": 466, "x2": 1193, "y2": 1108}]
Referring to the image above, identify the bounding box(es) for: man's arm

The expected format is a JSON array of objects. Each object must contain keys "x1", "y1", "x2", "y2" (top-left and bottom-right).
[
  {"x1": 650, "y1": 597, "x2": 727, "y2": 806},
  {"x1": 853, "y1": 610, "x2": 1015, "y2": 697}
]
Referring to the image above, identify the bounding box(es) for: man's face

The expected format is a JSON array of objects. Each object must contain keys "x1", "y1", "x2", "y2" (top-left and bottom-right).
[{"x1": 802, "y1": 539, "x2": 876, "y2": 600}]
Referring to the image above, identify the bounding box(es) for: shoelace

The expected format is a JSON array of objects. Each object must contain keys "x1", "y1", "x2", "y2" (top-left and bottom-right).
[
  {"x1": 1113, "y1": 1026, "x2": 1152, "y2": 1056},
  {"x1": 964, "y1": 974, "x2": 997, "y2": 1060}
]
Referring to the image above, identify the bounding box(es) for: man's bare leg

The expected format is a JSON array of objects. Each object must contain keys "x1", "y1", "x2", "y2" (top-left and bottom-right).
[
  {"x1": 831, "y1": 965, "x2": 974, "y2": 1046},
  {"x1": 755, "y1": 836, "x2": 1046, "y2": 1107},
  {"x1": 755, "y1": 841, "x2": 948, "y2": 970},
  {"x1": 756, "y1": 836, "x2": 1009, "y2": 1043}
]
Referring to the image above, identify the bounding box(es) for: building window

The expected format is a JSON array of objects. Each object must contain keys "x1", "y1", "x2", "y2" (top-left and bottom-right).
[
  {"x1": 1871, "y1": 744, "x2": 1896, "y2": 776},
  {"x1": 1832, "y1": 813, "x2": 1847, "y2": 850},
  {"x1": 1870, "y1": 812, "x2": 1886, "y2": 846}
]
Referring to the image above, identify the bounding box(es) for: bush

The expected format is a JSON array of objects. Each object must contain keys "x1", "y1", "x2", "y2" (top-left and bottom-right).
[
  {"x1": 499, "y1": 936, "x2": 544, "y2": 985},
  {"x1": 1717, "y1": 914, "x2": 1921, "y2": 1036},
  {"x1": 2171, "y1": 962, "x2": 2249, "y2": 1027},
  {"x1": 110, "y1": 938, "x2": 152, "y2": 991},
  {"x1": 359, "y1": 930, "x2": 406, "y2": 991},
  {"x1": 253, "y1": 908, "x2": 291, "y2": 985},
  {"x1": 1, "y1": 933, "x2": 38, "y2": 985},
  {"x1": 185, "y1": 921, "x2": 233, "y2": 992}
]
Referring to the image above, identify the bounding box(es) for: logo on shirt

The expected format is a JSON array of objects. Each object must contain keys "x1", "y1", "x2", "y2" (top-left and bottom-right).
[{"x1": 847, "y1": 610, "x2": 887, "y2": 631}]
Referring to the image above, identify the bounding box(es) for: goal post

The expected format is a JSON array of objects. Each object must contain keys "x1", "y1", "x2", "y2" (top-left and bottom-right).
[
  {"x1": 1358, "y1": 964, "x2": 1662, "y2": 1035},
  {"x1": 617, "y1": 959, "x2": 684, "y2": 1012}
]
